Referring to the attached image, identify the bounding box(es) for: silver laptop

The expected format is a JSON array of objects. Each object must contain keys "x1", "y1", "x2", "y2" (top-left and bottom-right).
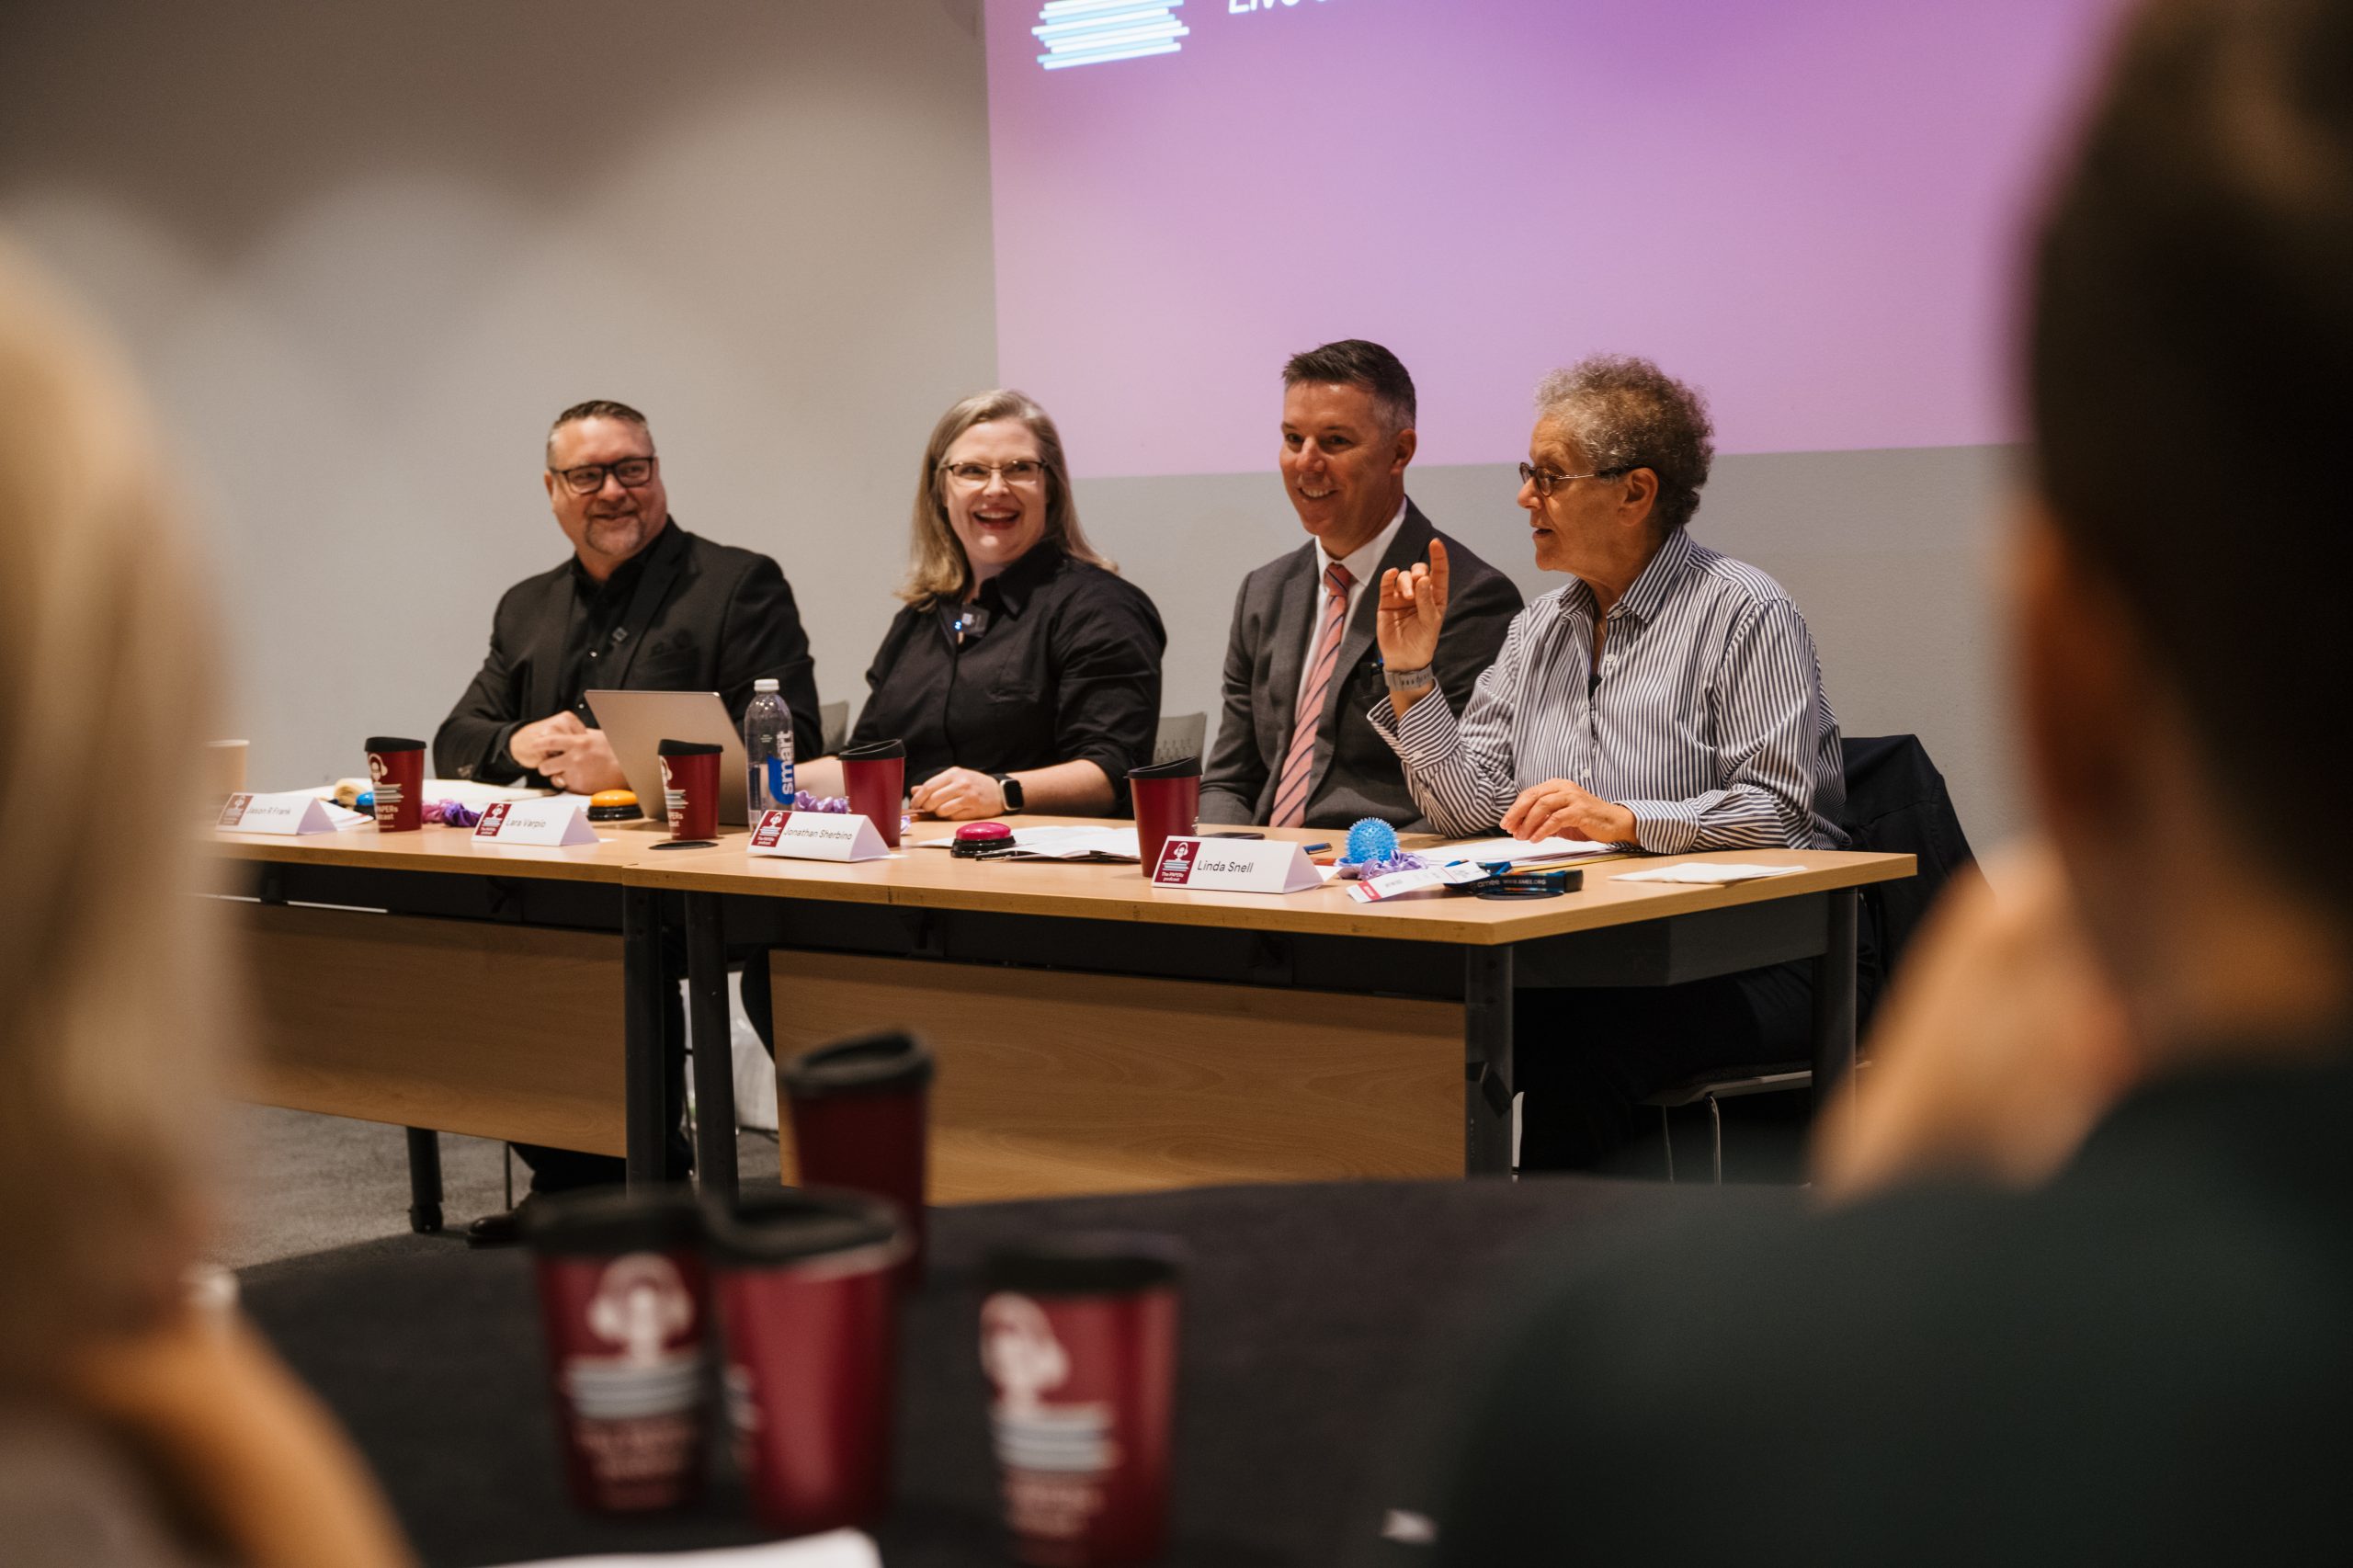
[{"x1": 583, "y1": 689, "x2": 748, "y2": 827}]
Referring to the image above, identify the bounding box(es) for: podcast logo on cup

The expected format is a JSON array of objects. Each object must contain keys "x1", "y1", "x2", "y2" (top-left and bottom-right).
[
  {"x1": 1151, "y1": 836, "x2": 1196, "y2": 886},
  {"x1": 983, "y1": 1293, "x2": 1119, "y2": 1541},
  {"x1": 658, "y1": 756, "x2": 686, "y2": 822},
  {"x1": 1033, "y1": 0, "x2": 1188, "y2": 71},
  {"x1": 559, "y1": 1254, "x2": 704, "y2": 1451},
  {"x1": 365, "y1": 750, "x2": 403, "y2": 828}
]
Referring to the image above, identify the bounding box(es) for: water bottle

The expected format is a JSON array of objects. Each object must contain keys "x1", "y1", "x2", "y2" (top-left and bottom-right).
[{"x1": 744, "y1": 678, "x2": 794, "y2": 815}]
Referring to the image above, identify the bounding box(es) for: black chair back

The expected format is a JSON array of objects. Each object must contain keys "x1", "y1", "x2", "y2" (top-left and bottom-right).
[{"x1": 1839, "y1": 733, "x2": 1984, "y2": 1017}]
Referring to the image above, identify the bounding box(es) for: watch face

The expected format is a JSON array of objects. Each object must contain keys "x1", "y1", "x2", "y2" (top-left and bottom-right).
[{"x1": 999, "y1": 775, "x2": 1024, "y2": 810}]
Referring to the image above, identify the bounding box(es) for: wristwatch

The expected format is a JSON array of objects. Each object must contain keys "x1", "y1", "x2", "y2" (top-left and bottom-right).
[
  {"x1": 1383, "y1": 664, "x2": 1438, "y2": 696},
  {"x1": 994, "y1": 773, "x2": 1025, "y2": 812}
]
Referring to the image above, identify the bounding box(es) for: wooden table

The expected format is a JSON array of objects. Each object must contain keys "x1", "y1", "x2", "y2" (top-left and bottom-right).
[
  {"x1": 210, "y1": 823, "x2": 682, "y2": 1226},
  {"x1": 211, "y1": 820, "x2": 1909, "y2": 1212},
  {"x1": 631, "y1": 822, "x2": 1913, "y2": 1204}
]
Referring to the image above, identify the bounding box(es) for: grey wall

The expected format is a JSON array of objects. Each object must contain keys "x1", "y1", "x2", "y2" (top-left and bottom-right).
[
  {"x1": 4, "y1": 0, "x2": 2021, "y2": 847},
  {"x1": 0, "y1": 0, "x2": 997, "y2": 787}
]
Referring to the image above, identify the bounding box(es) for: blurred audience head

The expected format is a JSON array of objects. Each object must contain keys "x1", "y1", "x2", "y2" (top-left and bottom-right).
[
  {"x1": 0, "y1": 240, "x2": 226, "y2": 1388},
  {"x1": 2022, "y1": 0, "x2": 2353, "y2": 1005}
]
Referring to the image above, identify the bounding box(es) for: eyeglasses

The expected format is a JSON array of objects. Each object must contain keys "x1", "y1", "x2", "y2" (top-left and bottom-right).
[
  {"x1": 940, "y1": 460, "x2": 1048, "y2": 489},
  {"x1": 551, "y1": 456, "x2": 658, "y2": 495},
  {"x1": 1518, "y1": 461, "x2": 1631, "y2": 497}
]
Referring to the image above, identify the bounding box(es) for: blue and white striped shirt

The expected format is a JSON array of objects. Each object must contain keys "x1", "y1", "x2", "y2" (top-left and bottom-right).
[{"x1": 1369, "y1": 527, "x2": 1847, "y2": 851}]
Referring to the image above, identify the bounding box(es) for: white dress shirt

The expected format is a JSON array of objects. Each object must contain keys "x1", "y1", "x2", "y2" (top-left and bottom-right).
[{"x1": 1369, "y1": 526, "x2": 1847, "y2": 852}]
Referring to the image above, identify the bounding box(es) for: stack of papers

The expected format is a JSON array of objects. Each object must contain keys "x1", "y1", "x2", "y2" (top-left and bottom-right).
[
  {"x1": 909, "y1": 825, "x2": 1142, "y2": 862},
  {"x1": 1428, "y1": 835, "x2": 1624, "y2": 867}
]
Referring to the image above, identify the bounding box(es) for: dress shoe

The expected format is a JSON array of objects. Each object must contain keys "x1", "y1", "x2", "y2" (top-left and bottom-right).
[{"x1": 465, "y1": 1191, "x2": 549, "y2": 1248}]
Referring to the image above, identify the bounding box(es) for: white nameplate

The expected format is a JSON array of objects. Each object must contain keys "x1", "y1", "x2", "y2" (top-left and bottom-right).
[
  {"x1": 217, "y1": 790, "x2": 338, "y2": 835},
  {"x1": 745, "y1": 809, "x2": 888, "y2": 862},
  {"x1": 472, "y1": 800, "x2": 598, "y2": 846},
  {"x1": 1347, "y1": 861, "x2": 1491, "y2": 903},
  {"x1": 1149, "y1": 835, "x2": 1321, "y2": 894}
]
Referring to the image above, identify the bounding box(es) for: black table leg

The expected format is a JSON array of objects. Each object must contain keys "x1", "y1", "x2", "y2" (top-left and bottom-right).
[
  {"x1": 1811, "y1": 888, "x2": 1859, "y2": 1107},
  {"x1": 1464, "y1": 947, "x2": 1515, "y2": 1176},
  {"x1": 404, "y1": 1128, "x2": 442, "y2": 1233},
  {"x1": 684, "y1": 892, "x2": 738, "y2": 1203},
  {"x1": 621, "y1": 886, "x2": 666, "y2": 1188}
]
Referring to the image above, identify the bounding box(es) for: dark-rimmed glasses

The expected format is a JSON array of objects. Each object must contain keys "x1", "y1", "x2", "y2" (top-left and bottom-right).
[
  {"x1": 551, "y1": 456, "x2": 659, "y2": 495},
  {"x1": 1518, "y1": 461, "x2": 1632, "y2": 497}
]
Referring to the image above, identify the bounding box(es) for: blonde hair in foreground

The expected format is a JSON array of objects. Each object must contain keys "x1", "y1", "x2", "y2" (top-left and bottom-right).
[
  {"x1": 0, "y1": 241, "x2": 227, "y2": 1389},
  {"x1": 900, "y1": 389, "x2": 1115, "y2": 608}
]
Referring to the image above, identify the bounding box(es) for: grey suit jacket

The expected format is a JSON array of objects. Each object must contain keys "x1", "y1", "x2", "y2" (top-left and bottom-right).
[{"x1": 1199, "y1": 501, "x2": 1521, "y2": 831}]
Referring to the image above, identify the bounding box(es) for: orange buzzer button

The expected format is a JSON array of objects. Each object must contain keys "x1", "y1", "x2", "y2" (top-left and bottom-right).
[{"x1": 587, "y1": 789, "x2": 643, "y2": 823}]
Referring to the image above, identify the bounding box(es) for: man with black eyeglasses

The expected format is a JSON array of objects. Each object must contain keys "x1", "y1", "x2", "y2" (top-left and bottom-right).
[
  {"x1": 434, "y1": 399, "x2": 821, "y2": 1236},
  {"x1": 435, "y1": 399, "x2": 822, "y2": 792}
]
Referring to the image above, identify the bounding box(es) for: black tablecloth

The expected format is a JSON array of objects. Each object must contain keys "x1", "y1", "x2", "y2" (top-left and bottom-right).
[{"x1": 244, "y1": 1178, "x2": 1792, "y2": 1566}]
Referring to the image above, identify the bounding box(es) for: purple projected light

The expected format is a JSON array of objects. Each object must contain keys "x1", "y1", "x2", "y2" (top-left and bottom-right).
[{"x1": 983, "y1": 0, "x2": 2119, "y2": 478}]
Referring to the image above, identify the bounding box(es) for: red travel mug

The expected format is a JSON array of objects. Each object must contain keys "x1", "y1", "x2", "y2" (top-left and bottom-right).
[
  {"x1": 779, "y1": 1031, "x2": 935, "y2": 1274},
  {"x1": 656, "y1": 739, "x2": 722, "y2": 840},
  {"x1": 705, "y1": 1188, "x2": 909, "y2": 1536},
  {"x1": 838, "y1": 738, "x2": 906, "y2": 849},
  {"x1": 982, "y1": 1236, "x2": 1185, "y2": 1567},
  {"x1": 365, "y1": 736, "x2": 426, "y2": 833},
  {"x1": 523, "y1": 1188, "x2": 710, "y2": 1514},
  {"x1": 1127, "y1": 757, "x2": 1201, "y2": 881}
]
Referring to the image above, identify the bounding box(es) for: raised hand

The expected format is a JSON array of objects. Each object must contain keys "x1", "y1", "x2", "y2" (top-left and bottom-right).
[{"x1": 1376, "y1": 538, "x2": 1451, "y2": 681}]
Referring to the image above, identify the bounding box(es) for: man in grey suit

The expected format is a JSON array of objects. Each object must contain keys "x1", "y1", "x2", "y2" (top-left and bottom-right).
[{"x1": 1199, "y1": 340, "x2": 1521, "y2": 830}]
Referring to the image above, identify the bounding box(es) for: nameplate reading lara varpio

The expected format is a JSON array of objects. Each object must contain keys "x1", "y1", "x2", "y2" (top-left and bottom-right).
[
  {"x1": 216, "y1": 790, "x2": 338, "y2": 835},
  {"x1": 472, "y1": 799, "x2": 598, "y2": 847},
  {"x1": 1147, "y1": 835, "x2": 1323, "y2": 894},
  {"x1": 745, "y1": 809, "x2": 889, "y2": 863}
]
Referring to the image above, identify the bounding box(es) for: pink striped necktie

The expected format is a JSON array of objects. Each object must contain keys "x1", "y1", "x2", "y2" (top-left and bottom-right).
[{"x1": 1270, "y1": 560, "x2": 1353, "y2": 828}]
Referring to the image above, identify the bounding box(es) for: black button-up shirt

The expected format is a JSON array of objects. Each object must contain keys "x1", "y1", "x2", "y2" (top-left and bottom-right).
[
  {"x1": 847, "y1": 545, "x2": 1165, "y2": 812},
  {"x1": 551, "y1": 521, "x2": 668, "y2": 727}
]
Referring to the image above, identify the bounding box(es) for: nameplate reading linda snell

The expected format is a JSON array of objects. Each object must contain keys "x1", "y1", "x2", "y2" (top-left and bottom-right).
[
  {"x1": 746, "y1": 810, "x2": 890, "y2": 863},
  {"x1": 1149, "y1": 836, "x2": 1323, "y2": 894}
]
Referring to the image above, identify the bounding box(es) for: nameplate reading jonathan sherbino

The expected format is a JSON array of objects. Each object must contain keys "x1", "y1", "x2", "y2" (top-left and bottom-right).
[{"x1": 746, "y1": 809, "x2": 889, "y2": 863}]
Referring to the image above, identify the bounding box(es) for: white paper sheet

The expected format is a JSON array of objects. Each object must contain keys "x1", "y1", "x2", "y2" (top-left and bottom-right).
[{"x1": 493, "y1": 1528, "x2": 881, "y2": 1568}]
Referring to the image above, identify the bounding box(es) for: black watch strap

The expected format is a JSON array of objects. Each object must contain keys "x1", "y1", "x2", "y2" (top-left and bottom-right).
[{"x1": 995, "y1": 773, "x2": 1025, "y2": 812}]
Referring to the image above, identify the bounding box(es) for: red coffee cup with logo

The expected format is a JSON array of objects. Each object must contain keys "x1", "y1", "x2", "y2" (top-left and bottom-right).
[
  {"x1": 523, "y1": 1188, "x2": 710, "y2": 1514},
  {"x1": 838, "y1": 738, "x2": 906, "y2": 849},
  {"x1": 705, "y1": 1188, "x2": 909, "y2": 1536},
  {"x1": 1127, "y1": 757, "x2": 1201, "y2": 881},
  {"x1": 656, "y1": 739, "x2": 722, "y2": 841},
  {"x1": 982, "y1": 1235, "x2": 1185, "y2": 1567},
  {"x1": 365, "y1": 736, "x2": 426, "y2": 833},
  {"x1": 780, "y1": 1031, "x2": 934, "y2": 1275}
]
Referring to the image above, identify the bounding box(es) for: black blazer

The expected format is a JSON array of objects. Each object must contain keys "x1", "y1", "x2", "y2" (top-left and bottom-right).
[
  {"x1": 434, "y1": 519, "x2": 822, "y2": 785},
  {"x1": 1199, "y1": 501, "x2": 1521, "y2": 830}
]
